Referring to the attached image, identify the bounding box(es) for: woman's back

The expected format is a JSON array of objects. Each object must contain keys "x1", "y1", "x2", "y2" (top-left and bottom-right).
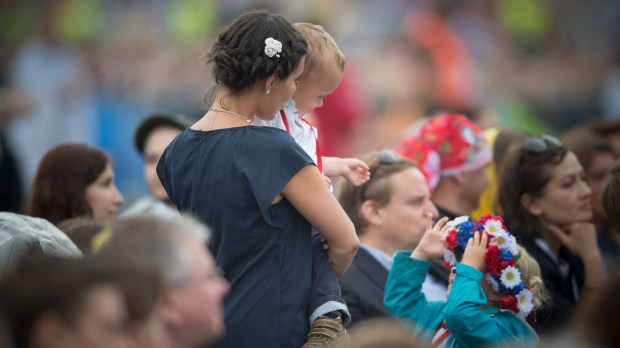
[{"x1": 158, "y1": 126, "x2": 314, "y2": 347}]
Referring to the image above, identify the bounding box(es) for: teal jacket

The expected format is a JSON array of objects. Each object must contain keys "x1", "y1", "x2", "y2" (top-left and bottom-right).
[{"x1": 384, "y1": 251, "x2": 538, "y2": 348}]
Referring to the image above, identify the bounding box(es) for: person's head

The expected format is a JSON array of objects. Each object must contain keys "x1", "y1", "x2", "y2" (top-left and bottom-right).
[
  {"x1": 56, "y1": 217, "x2": 105, "y2": 255},
  {"x1": 499, "y1": 135, "x2": 592, "y2": 241},
  {"x1": 289, "y1": 22, "x2": 345, "y2": 116},
  {"x1": 601, "y1": 159, "x2": 620, "y2": 233},
  {"x1": 100, "y1": 254, "x2": 169, "y2": 348},
  {"x1": 337, "y1": 150, "x2": 437, "y2": 253},
  {"x1": 0, "y1": 255, "x2": 129, "y2": 348},
  {"x1": 586, "y1": 118, "x2": 620, "y2": 156},
  {"x1": 26, "y1": 144, "x2": 125, "y2": 225},
  {"x1": 134, "y1": 114, "x2": 191, "y2": 201},
  {"x1": 395, "y1": 113, "x2": 492, "y2": 215},
  {"x1": 478, "y1": 246, "x2": 549, "y2": 315},
  {"x1": 344, "y1": 318, "x2": 422, "y2": 348},
  {"x1": 472, "y1": 127, "x2": 528, "y2": 219},
  {"x1": 492, "y1": 128, "x2": 529, "y2": 174},
  {"x1": 100, "y1": 214, "x2": 229, "y2": 348},
  {"x1": 562, "y1": 127, "x2": 617, "y2": 230},
  {"x1": 206, "y1": 10, "x2": 308, "y2": 120}
]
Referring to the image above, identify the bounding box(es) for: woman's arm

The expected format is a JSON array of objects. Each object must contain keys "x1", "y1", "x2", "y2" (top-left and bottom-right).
[{"x1": 281, "y1": 165, "x2": 359, "y2": 277}]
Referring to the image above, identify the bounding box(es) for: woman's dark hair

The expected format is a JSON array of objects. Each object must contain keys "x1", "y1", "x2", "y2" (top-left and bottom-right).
[
  {"x1": 26, "y1": 143, "x2": 110, "y2": 225},
  {"x1": 205, "y1": 10, "x2": 308, "y2": 95},
  {"x1": 498, "y1": 136, "x2": 568, "y2": 241}
]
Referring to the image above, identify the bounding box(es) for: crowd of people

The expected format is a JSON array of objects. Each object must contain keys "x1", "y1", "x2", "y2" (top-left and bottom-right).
[{"x1": 1, "y1": 5, "x2": 620, "y2": 348}]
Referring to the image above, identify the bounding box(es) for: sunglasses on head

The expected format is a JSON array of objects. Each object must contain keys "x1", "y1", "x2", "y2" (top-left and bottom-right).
[
  {"x1": 358, "y1": 150, "x2": 402, "y2": 200},
  {"x1": 522, "y1": 134, "x2": 562, "y2": 153},
  {"x1": 377, "y1": 150, "x2": 399, "y2": 165}
]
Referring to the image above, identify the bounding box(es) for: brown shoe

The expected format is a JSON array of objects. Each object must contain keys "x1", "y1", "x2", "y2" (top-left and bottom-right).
[{"x1": 301, "y1": 315, "x2": 350, "y2": 347}]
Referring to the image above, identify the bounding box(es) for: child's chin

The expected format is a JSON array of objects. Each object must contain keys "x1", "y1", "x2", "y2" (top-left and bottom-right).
[{"x1": 257, "y1": 114, "x2": 277, "y2": 121}]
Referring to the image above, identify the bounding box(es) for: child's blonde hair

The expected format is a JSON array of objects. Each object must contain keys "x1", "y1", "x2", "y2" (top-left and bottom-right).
[
  {"x1": 515, "y1": 245, "x2": 550, "y2": 311},
  {"x1": 294, "y1": 23, "x2": 345, "y2": 79}
]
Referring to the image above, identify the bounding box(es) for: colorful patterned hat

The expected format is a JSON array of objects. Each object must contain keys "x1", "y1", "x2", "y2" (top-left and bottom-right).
[{"x1": 394, "y1": 113, "x2": 491, "y2": 190}]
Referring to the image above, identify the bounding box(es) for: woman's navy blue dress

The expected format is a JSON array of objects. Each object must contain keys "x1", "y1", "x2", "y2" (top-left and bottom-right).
[{"x1": 157, "y1": 126, "x2": 314, "y2": 347}]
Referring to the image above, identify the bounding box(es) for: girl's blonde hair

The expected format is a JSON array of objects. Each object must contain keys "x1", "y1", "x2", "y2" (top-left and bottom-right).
[{"x1": 515, "y1": 245, "x2": 550, "y2": 311}]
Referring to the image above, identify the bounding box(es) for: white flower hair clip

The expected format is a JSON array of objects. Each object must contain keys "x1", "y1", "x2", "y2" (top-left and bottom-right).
[{"x1": 264, "y1": 37, "x2": 282, "y2": 58}]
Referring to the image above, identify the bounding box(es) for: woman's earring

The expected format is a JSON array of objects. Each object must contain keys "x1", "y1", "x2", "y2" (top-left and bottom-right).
[{"x1": 266, "y1": 89, "x2": 271, "y2": 95}]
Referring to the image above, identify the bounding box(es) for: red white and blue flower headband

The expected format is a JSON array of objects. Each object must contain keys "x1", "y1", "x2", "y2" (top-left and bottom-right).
[{"x1": 442, "y1": 214, "x2": 534, "y2": 319}]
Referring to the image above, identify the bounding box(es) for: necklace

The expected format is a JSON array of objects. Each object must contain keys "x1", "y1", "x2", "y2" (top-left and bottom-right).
[{"x1": 209, "y1": 107, "x2": 253, "y2": 124}]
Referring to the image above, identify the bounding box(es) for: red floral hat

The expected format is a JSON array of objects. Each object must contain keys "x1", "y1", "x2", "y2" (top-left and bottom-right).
[{"x1": 394, "y1": 113, "x2": 491, "y2": 190}]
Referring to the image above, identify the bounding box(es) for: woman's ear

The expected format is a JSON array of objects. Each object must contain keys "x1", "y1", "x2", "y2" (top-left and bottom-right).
[
  {"x1": 264, "y1": 74, "x2": 276, "y2": 95},
  {"x1": 521, "y1": 193, "x2": 543, "y2": 216},
  {"x1": 360, "y1": 200, "x2": 383, "y2": 227}
]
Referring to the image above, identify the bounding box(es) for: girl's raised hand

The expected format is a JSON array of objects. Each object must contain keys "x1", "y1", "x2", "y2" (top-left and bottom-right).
[
  {"x1": 461, "y1": 231, "x2": 488, "y2": 271},
  {"x1": 411, "y1": 215, "x2": 449, "y2": 260}
]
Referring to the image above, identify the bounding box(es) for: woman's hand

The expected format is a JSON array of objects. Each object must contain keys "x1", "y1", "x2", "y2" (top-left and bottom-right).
[
  {"x1": 547, "y1": 222, "x2": 600, "y2": 259},
  {"x1": 461, "y1": 231, "x2": 488, "y2": 271},
  {"x1": 411, "y1": 215, "x2": 449, "y2": 260},
  {"x1": 547, "y1": 222, "x2": 603, "y2": 287}
]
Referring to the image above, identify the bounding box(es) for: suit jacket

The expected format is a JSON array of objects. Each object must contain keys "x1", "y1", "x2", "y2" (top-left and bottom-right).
[
  {"x1": 522, "y1": 239, "x2": 584, "y2": 334},
  {"x1": 339, "y1": 247, "x2": 389, "y2": 326}
]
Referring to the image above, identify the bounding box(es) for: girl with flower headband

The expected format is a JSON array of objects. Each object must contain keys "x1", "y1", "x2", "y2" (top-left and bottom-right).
[
  {"x1": 384, "y1": 214, "x2": 548, "y2": 347},
  {"x1": 157, "y1": 10, "x2": 359, "y2": 347}
]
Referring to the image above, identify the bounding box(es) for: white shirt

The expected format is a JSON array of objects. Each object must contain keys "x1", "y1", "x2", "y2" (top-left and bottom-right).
[{"x1": 254, "y1": 99, "x2": 319, "y2": 166}]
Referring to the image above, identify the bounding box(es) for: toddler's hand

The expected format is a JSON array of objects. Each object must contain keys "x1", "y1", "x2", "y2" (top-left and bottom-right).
[
  {"x1": 461, "y1": 232, "x2": 488, "y2": 271},
  {"x1": 320, "y1": 236, "x2": 329, "y2": 251},
  {"x1": 411, "y1": 215, "x2": 449, "y2": 260},
  {"x1": 323, "y1": 176, "x2": 332, "y2": 189},
  {"x1": 340, "y1": 158, "x2": 370, "y2": 186}
]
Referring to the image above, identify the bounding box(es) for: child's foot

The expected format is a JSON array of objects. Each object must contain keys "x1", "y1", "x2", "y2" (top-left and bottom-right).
[{"x1": 301, "y1": 315, "x2": 350, "y2": 347}]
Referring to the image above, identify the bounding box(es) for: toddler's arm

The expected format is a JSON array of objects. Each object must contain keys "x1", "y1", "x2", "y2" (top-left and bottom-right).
[{"x1": 323, "y1": 157, "x2": 370, "y2": 186}]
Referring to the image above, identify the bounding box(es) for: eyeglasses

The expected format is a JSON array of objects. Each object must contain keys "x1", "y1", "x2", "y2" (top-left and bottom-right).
[
  {"x1": 522, "y1": 134, "x2": 562, "y2": 154},
  {"x1": 172, "y1": 266, "x2": 225, "y2": 289}
]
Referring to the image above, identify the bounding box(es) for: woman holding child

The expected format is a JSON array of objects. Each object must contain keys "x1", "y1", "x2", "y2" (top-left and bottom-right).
[{"x1": 157, "y1": 10, "x2": 358, "y2": 347}]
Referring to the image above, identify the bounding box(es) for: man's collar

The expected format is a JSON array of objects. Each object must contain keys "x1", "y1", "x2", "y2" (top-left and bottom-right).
[{"x1": 359, "y1": 243, "x2": 393, "y2": 271}]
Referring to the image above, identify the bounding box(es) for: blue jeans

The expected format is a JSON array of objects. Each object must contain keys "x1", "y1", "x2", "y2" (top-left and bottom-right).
[{"x1": 309, "y1": 228, "x2": 350, "y2": 325}]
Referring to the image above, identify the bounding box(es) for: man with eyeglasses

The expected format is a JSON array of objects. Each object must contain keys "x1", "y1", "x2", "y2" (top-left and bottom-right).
[
  {"x1": 99, "y1": 213, "x2": 230, "y2": 348},
  {"x1": 337, "y1": 150, "x2": 445, "y2": 326},
  {"x1": 394, "y1": 113, "x2": 492, "y2": 287}
]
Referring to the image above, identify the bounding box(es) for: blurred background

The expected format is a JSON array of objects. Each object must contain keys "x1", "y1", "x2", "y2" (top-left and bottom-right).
[{"x1": 1, "y1": 0, "x2": 619, "y2": 210}]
